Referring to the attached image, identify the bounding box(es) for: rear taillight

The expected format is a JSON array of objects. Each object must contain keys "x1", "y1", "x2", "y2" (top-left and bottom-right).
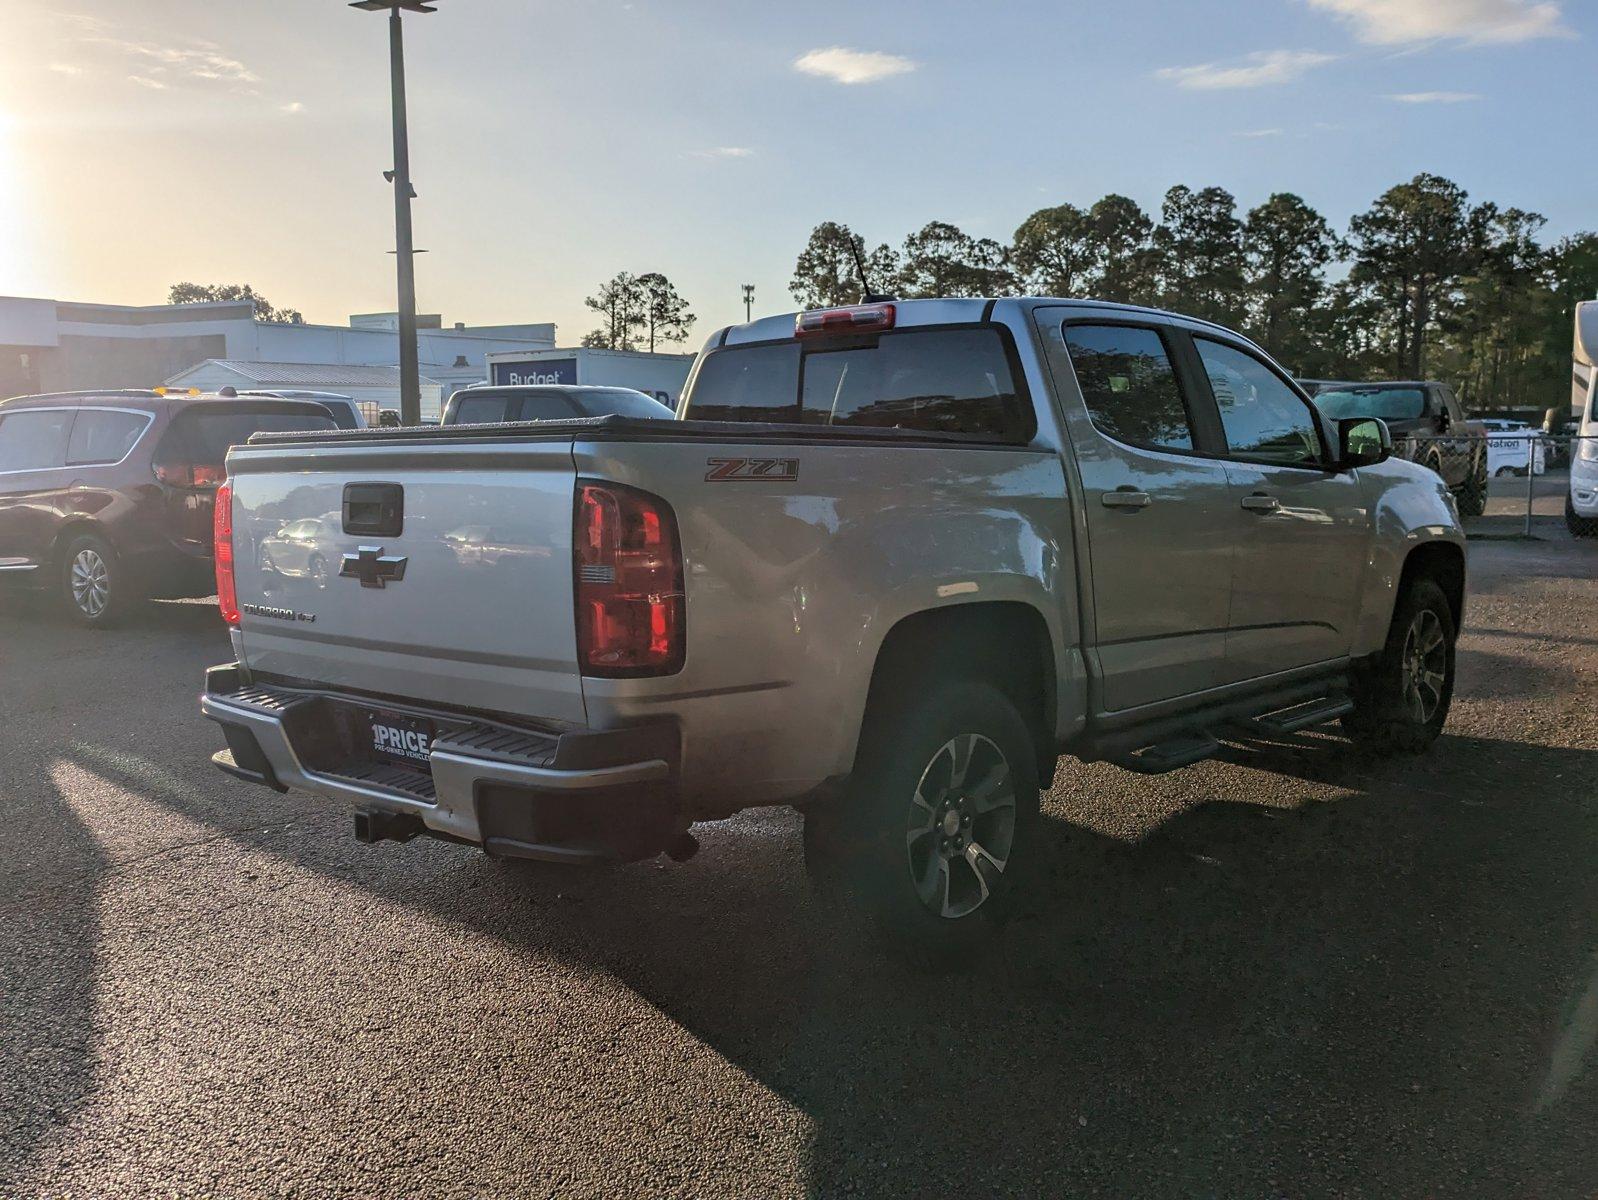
[
  {"x1": 154, "y1": 461, "x2": 225, "y2": 489},
  {"x1": 214, "y1": 480, "x2": 239, "y2": 625},
  {"x1": 575, "y1": 482, "x2": 684, "y2": 676}
]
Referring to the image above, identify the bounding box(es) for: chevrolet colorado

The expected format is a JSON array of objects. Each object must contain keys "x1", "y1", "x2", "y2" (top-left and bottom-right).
[{"x1": 201, "y1": 298, "x2": 1466, "y2": 955}]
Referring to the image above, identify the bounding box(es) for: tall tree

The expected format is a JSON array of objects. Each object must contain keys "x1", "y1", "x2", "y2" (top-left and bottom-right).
[
  {"x1": 1345, "y1": 173, "x2": 1471, "y2": 378},
  {"x1": 636, "y1": 273, "x2": 696, "y2": 351},
  {"x1": 897, "y1": 221, "x2": 1013, "y2": 298},
  {"x1": 1242, "y1": 193, "x2": 1339, "y2": 372},
  {"x1": 1154, "y1": 185, "x2": 1246, "y2": 326},
  {"x1": 583, "y1": 272, "x2": 647, "y2": 350},
  {"x1": 789, "y1": 222, "x2": 900, "y2": 308},
  {"x1": 168, "y1": 282, "x2": 303, "y2": 324},
  {"x1": 1011, "y1": 203, "x2": 1097, "y2": 296},
  {"x1": 1085, "y1": 195, "x2": 1158, "y2": 305}
]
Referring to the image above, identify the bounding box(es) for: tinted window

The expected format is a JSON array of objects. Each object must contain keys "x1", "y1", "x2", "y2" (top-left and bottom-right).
[
  {"x1": 577, "y1": 389, "x2": 675, "y2": 419},
  {"x1": 799, "y1": 328, "x2": 1025, "y2": 437},
  {"x1": 683, "y1": 330, "x2": 1028, "y2": 438},
  {"x1": 320, "y1": 401, "x2": 359, "y2": 430},
  {"x1": 67, "y1": 409, "x2": 148, "y2": 465},
  {"x1": 1314, "y1": 387, "x2": 1426, "y2": 422},
  {"x1": 516, "y1": 392, "x2": 581, "y2": 421},
  {"x1": 1197, "y1": 339, "x2": 1323, "y2": 466},
  {"x1": 683, "y1": 342, "x2": 802, "y2": 423},
  {"x1": 170, "y1": 408, "x2": 336, "y2": 466},
  {"x1": 0, "y1": 409, "x2": 74, "y2": 472},
  {"x1": 449, "y1": 394, "x2": 518, "y2": 425},
  {"x1": 1063, "y1": 324, "x2": 1193, "y2": 452}
]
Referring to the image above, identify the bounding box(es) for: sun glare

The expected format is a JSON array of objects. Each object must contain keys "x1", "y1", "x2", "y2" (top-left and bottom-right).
[{"x1": 0, "y1": 107, "x2": 32, "y2": 287}]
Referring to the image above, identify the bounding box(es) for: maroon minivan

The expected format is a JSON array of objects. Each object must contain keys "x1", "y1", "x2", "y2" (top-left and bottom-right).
[{"x1": 0, "y1": 390, "x2": 335, "y2": 625}]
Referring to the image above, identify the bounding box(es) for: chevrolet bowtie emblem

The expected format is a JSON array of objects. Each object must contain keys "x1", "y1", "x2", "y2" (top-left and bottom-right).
[{"x1": 340, "y1": 545, "x2": 408, "y2": 589}]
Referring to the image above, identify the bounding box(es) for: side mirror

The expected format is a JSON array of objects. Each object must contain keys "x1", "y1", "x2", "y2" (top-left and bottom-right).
[{"x1": 1338, "y1": 417, "x2": 1391, "y2": 468}]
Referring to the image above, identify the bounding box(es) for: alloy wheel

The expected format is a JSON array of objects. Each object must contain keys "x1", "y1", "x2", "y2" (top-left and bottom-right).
[
  {"x1": 70, "y1": 549, "x2": 110, "y2": 619},
  {"x1": 904, "y1": 733, "x2": 1017, "y2": 919},
  {"x1": 1400, "y1": 609, "x2": 1447, "y2": 723}
]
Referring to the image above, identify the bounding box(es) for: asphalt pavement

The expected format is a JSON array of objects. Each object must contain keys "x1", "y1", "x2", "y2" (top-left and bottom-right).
[{"x1": 2, "y1": 536, "x2": 1596, "y2": 1198}]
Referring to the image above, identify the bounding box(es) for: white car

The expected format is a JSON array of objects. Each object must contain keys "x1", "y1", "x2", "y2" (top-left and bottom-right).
[{"x1": 1479, "y1": 420, "x2": 1546, "y2": 476}]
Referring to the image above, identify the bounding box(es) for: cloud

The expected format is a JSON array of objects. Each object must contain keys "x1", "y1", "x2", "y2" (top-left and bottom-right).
[
  {"x1": 1306, "y1": 0, "x2": 1568, "y2": 45},
  {"x1": 1155, "y1": 49, "x2": 1336, "y2": 89},
  {"x1": 280, "y1": 101, "x2": 305, "y2": 114},
  {"x1": 1387, "y1": 90, "x2": 1483, "y2": 102},
  {"x1": 1235, "y1": 127, "x2": 1286, "y2": 137},
  {"x1": 48, "y1": 62, "x2": 84, "y2": 75},
  {"x1": 691, "y1": 146, "x2": 753, "y2": 159},
  {"x1": 793, "y1": 47, "x2": 916, "y2": 85},
  {"x1": 128, "y1": 75, "x2": 167, "y2": 90}
]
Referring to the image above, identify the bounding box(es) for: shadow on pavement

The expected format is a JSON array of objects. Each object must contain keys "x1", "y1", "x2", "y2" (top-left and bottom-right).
[{"x1": 41, "y1": 723, "x2": 1598, "y2": 1198}]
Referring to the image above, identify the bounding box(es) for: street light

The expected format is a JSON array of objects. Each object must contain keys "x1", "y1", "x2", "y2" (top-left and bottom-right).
[
  {"x1": 741, "y1": 283, "x2": 755, "y2": 324},
  {"x1": 351, "y1": 0, "x2": 438, "y2": 426}
]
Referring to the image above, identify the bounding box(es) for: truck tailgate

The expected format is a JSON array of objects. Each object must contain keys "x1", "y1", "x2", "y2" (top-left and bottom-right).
[{"x1": 226, "y1": 438, "x2": 585, "y2": 724}]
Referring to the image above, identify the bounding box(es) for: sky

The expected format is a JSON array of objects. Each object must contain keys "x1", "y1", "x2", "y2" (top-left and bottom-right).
[{"x1": 0, "y1": 0, "x2": 1592, "y2": 345}]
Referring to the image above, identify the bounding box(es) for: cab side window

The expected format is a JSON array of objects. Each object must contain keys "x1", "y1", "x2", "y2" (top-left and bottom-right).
[
  {"x1": 1063, "y1": 323, "x2": 1195, "y2": 452},
  {"x1": 67, "y1": 410, "x2": 148, "y2": 466},
  {"x1": 1195, "y1": 338, "x2": 1323, "y2": 467},
  {"x1": 0, "y1": 410, "x2": 74, "y2": 472}
]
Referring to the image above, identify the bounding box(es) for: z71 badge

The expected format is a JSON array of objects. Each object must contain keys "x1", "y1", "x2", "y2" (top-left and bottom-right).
[{"x1": 705, "y1": 457, "x2": 800, "y2": 482}]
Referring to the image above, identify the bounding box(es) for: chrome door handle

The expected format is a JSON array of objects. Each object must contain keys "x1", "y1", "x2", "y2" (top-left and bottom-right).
[
  {"x1": 1101, "y1": 489, "x2": 1151, "y2": 509},
  {"x1": 1240, "y1": 493, "x2": 1281, "y2": 513}
]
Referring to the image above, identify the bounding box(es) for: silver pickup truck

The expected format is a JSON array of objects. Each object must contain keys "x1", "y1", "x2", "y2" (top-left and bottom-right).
[{"x1": 201, "y1": 297, "x2": 1465, "y2": 957}]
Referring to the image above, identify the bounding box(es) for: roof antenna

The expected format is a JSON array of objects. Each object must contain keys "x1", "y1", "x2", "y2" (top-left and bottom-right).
[{"x1": 849, "y1": 236, "x2": 896, "y2": 304}]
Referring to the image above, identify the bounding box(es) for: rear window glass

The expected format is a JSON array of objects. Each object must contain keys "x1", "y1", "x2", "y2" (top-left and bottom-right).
[
  {"x1": 449, "y1": 393, "x2": 521, "y2": 424},
  {"x1": 0, "y1": 409, "x2": 74, "y2": 472},
  {"x1": 1313, "y1": 387, "x2": 1426, "y2": 422},
  {"x1": 1063, "y1": 324, "x2": 1194, "y2": 452},
  {"x1": 683, "y1": 328, "x2": 1028, "y2": 439},
  {"x1": 67, "y1": 409, "x2": 148, "y2": 465},
  {"x1": 170, "y1": 407, "x2": 336, "y2": 464}
]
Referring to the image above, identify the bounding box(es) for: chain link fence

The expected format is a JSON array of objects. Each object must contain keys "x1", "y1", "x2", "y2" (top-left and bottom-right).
[{"x1": 1395, "y1": 433, "x2": 1598, "y2": 540}]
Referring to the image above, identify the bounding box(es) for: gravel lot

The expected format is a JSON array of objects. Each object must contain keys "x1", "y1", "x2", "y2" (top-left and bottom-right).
[{"x1": 2, "y1": 536, "x2": 1596, "y2": 1198}]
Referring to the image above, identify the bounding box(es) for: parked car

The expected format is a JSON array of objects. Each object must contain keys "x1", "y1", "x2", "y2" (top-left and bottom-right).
[
  {"x1": 1308, "y1": 381, "x2": 1489, "y2": 515},
  {"x1": 1476, "y1": 418, "x2": 1548, "y2": 476},
  {"x1": 441, "y1": 384, "x2": 674, "y2": 425},
  {"x1": 201, "y1": 298, "x2": 1465, "y2": 959},
  {"x1": 0, "y1": 390, "x2": 335, "y2": 624},
  {"x1": 235, "y1": 390, "x2": 367, "y2": 430}
]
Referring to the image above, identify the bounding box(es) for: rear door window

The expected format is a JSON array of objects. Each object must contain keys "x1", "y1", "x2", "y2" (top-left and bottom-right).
[
  {"x1": 1062, "y1": 324, "x2": 1195, "y2": 452},
  {"x1": 67, "y1": 409, "x2": 149, "y2": 465},
  {"x1": 0, "y1": 409, "x2": 74, "y2": 472},
  {"x1": 449, "y1": 393, "x2": 518, "y2": 425},
  {"x1": 683, "y1": 328, "x2": 1029, "y2": 439},
  {"x1": 514, "y1": 391, "x2": 582, "y2": 421}
]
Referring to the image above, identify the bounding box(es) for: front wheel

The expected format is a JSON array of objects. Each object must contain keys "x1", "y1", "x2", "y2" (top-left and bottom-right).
[
  {"x1": 1567, "y1": 493, "x2": 1598, "y2": 538},
  {"x1": 1342, "y1": 578, "x2": 1456, "y2": 754},
  {"x1": 806, "y1": 682, "x2": 1040, "y2": 964}
]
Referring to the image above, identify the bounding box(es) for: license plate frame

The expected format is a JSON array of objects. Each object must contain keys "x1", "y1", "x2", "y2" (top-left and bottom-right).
[{"x1": 363, "y1": 708, "x2": 437, "y2": 773}]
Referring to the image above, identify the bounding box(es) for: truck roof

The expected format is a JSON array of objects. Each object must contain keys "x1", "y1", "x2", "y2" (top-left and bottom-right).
[{"x1": 712, "y1": 296, "x2": 1259, "y2": 352}]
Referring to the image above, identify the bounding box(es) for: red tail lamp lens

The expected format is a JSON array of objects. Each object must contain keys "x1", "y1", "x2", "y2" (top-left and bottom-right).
[
  {"x1": 575, "y1": 482, "x2": 685, "y2": 676},
  {"x1": 214, "y1": 480, "x2": 239, "y2": 625}
]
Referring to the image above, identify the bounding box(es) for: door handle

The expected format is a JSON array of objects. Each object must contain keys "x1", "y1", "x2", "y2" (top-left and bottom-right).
[
  {"x1": 1240, "y1": 493, "x2": 1281, "y2": 513},
  {"x1": 1101, "y1": 489, "x2": 1151, "y2": 509}
]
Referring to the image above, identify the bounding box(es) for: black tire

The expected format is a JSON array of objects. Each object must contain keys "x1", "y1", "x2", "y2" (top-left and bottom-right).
[
  {"x1": 1455, "y1": 462, "x2": 1487, "y2": 518},
  {"x1": 57, "y1": 532, "x2": 129, "y2": 627},
  {"x1": 1423, "y1": 452, "x2": 1445, "y2": 482},
  {"x1": 1567, "y1": 493, "x2": 1598, "y2": 538},
  {"x1": 805, "y1": 681, "x2": 1040, "y2": 965},
  {"x1": 1342, "y1": 577, "x2": 1456, "y2": 754}
]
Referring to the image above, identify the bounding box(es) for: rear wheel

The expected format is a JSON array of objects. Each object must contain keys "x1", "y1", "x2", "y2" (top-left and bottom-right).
[
  {"x1": 1342, "y1": 577, "x2": 1455, "y2": 754},
  {"x1": 1567, "y1": 493, "x2": 1598, "y2": 538},
  {"x1": 805, "y1": 682, "x2": 1039, "y2": 964},
  {"x1": 58, "y1": 533, "x2": 129, "y2": 627},
  {"x1": 1455, "y1": 462, "x2": 1487, "y2": 518}
]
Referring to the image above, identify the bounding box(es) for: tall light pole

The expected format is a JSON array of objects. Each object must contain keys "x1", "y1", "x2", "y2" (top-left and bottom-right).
[
  {"x1": 352, "y1": 0, "x2": 436, "y2": 426},
  {"x1": 741, "y1": 283, "x2": 755, "y2": 324}
]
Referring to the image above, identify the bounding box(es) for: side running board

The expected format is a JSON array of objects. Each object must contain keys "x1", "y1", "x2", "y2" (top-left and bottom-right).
[{"x1": 1100, "y1": 687, "x2": 1354, "y2": 776}]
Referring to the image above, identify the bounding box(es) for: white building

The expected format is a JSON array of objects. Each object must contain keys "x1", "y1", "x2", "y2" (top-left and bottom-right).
[{"x1": 0, "y1": 294, "x2": 557, "y2": 400}]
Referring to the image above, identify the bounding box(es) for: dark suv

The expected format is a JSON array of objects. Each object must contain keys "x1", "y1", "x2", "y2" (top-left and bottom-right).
[{"x1": 0, "y1": 390, "x2": 335, "y2": 624}]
